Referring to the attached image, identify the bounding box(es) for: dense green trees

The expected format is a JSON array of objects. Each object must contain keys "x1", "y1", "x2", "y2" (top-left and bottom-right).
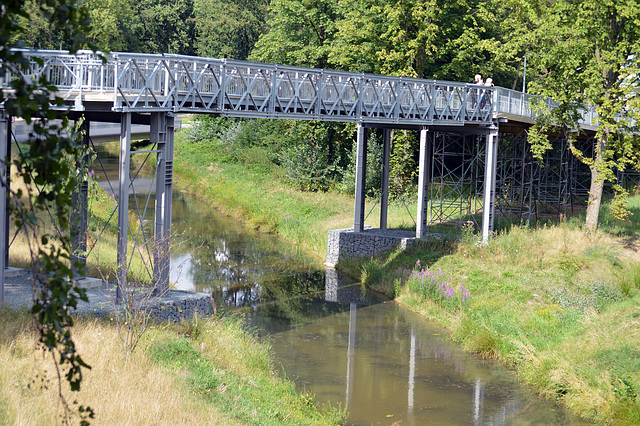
[
  {"x1": 516, "y1": 0, "x2": 640, "y2": 231},
  {"x1": 194, "y1": 0, "x2": 268, "y2": 59},
  {"x1": 10, "y1": 0, "x2": 639, "y2": 223}
]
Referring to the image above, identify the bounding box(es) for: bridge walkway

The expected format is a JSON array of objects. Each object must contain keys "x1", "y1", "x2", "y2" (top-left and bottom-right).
[{"x1": 0, "y1": 50, "x2": 598, "y2": 299}]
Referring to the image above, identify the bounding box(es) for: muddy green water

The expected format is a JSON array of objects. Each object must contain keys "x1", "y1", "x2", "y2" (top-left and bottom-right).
[
  {"x1": 94, "y1": 146, "x2": 587, "y2": 424},
  {"x1": 167, "y1": 194, "x2": 587, "y2": 425}
]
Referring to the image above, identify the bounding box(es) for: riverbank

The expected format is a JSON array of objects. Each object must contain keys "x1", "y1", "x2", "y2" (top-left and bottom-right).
[
  {"x1": 170, "y1": 125, "x2": 640, "y2": 424},
  {"x1": 1, "y1": 138, "x2": 345, "y2": 424},
  {"x1": 0, "y1": 309, "x2": 345, "y2": 424}
]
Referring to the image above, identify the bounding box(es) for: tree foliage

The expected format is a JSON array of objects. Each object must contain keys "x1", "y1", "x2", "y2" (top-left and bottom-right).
[
  {"x1": 195, "y1": 0, "x2": 268, "y2": 60},
  {"x1": 517, "y1": 0, "x2": 640, "y2": 231},
  {"x1": 249, "y1": 0, "x2": 338, "y2": 67},
  {"x1": 2, "y1": 0, "x2": 97, "y2": 422}
]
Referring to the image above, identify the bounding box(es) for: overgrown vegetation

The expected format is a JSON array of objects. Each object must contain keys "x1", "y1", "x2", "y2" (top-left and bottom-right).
[
  {"x1": 175, "y1": 117, "x2": 421, "y2": 261},
  {"x1": 390, "y1": 217, "x2": 640, "y2": 424},
  {"x1": 0, "y1": 310, "x2": 345, "y2": 424},
  {"x1": 171, "y1": 122, "x2": 640, "y2": 423}
]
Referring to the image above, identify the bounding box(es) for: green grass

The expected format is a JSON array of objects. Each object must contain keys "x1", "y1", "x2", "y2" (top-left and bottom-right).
[
  {"x1": 150, "y1": 336, "x2": 343, "y2": 425},
  {"x1": 0, "y1": 309, "x2": 345, "y2": 425},
  {"x1": 169, "y1": 127, "x2": 640, "y2": 424},
  {"x1": 393, "y1": 220, "x2": 640, "y2": 424},
  {"x1": 172, "y1": 130, "x2": 426, "y2": 263}
]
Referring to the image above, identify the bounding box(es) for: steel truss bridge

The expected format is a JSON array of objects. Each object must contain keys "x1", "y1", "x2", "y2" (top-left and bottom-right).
[{"x1": 0, "y1": 49, "x2": 599, "y2": 299}]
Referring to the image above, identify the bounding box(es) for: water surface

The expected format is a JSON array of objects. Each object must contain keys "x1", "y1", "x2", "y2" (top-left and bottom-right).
[
  {"x1": 94, "y1": 145, "x2": 586, "y2": 424},
  {"x1": 167, "y1": 195, "x2": 587, "y2": 425}
]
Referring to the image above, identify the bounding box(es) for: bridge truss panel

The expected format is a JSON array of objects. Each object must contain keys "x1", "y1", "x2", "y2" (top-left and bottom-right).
[
  {"x1": 4, "y1": 50, "x2": 500, "y2": 126},
  {"x1": 428, "y1": 132, "x2": 486, "y2": 227},
  {"x1": 494, "y1": 132, "x2": 571, "y2": 219}
]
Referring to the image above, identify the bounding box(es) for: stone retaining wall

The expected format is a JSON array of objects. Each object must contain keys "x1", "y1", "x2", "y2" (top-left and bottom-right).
[
  {"x1": 147, "y1": 291, "x2": 213, "y2": 322},
  {"x1": 326, "y1": 227, "x2": 418, "y2": 266}
]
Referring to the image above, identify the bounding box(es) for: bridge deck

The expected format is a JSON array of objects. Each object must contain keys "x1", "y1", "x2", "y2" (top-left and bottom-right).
[{"x1": 2, "y1": 50, "x2": 597, "y2": 129}]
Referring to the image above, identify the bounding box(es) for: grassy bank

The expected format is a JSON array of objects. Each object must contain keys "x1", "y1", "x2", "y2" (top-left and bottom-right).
[
  {"x1": 171, "y1": 127, "x2": 418, "y2": 264},
  {"x1": 394, "y1": 221, "x2": 639, "y2": 424},
  {"x1": 0, "y1": 309, "x2": 344, "y2": 424},
  {"x1": 169, "y1": 125, "x2": 640, "y2": 424}
]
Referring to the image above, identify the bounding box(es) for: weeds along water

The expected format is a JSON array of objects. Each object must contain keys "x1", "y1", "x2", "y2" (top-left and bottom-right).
[
  {"x1": 393, "y1": 219, "x2": 640, "y2": 425},
  {"x1": 0, "y1": 310, "x2": 345, "y2": 425},
  {"x1": 57, "y1": 127, "x2": 639, "y2": 424}
]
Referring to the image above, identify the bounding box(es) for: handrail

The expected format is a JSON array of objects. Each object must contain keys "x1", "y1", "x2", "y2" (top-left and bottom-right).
[{"x1": 1, "y1": 49, "x2": 599, "y2": 128}]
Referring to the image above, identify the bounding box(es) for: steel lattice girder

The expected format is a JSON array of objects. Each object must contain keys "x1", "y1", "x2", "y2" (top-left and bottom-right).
[{"x1": 3, "y1": 49, "x2": 598, "y2": 128}]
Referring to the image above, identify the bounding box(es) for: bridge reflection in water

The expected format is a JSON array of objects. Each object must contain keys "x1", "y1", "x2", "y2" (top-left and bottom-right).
[
  {"x1": 250, "y1": 299, "x2": 589, "y2": 425},
  {"x1": 165, "y1": 194, "x2": 586, "y2": 424}
]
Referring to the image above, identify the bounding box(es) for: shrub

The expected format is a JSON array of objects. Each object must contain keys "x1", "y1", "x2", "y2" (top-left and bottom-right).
[{"x1": 406, "y1": 260, "x2": 470, "y2": 309}]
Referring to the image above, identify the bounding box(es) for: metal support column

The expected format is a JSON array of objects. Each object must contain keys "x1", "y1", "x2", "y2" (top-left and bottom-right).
[
  {"x1": 354, "y1": 123, "x2": 367, "y2": 232},
  {"x1": 416, "y1": 127, "x2": 431, "y2": 238},
  {"x1": 71, "y1": 119, "x2": 90, "y2": 278},
  {"x1": 116, "y1": 113, "x2": 132, "y2": 302},
  {"x1": 380, "y1": 128, "x2": 391, "y2": 230},
  {"x1": 482, "y1": 126, "x2": 499, "y2": 243},
  {"x1": 0, "y1": 112, "x2": 8, "y2": 303},
  {"x1": 152, "y1": 112, "x2": 174, "y2": 294}
]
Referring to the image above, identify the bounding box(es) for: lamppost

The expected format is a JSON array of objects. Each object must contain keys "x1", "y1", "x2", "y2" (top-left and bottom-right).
[{"x1": 523, "y1": 54, "x2": 527, "y2": 93}]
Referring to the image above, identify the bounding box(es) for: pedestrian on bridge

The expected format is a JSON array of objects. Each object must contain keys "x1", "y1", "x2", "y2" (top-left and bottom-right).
[
  {"x1": 471, "y1": 74, "x2": 483, "y2": 108},
  {"x1": 480, "y1": 77, "x2": 494, "y2": 109}
]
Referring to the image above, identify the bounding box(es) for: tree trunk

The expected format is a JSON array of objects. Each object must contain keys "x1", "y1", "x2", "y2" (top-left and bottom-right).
[{"x1": 585, "y1": 140, "x2": 605, "y2": 233}]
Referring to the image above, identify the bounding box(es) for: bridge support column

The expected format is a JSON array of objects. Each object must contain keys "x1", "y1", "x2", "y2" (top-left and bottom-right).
[
  {"x1": 0, "y1": 112, "x2": 8, "y2": 303},
  {"x1": 152, "y1": 112, "x2": 174, "y2": 295},
  {"x1": 354, "y1": 123, "x2": 367, "y2": 232},
  {"x1": 71, "y1": 119, "x2": 90, "y2": 278},
  {"x1": 380, "y1": 128, "x2": 391, "y2": 230},
  {"x1": 416, "y1": 127, "x2": 431, "y2": 239},
  {"x1": 482, "y1": 126, "x2": 499, "y2": 243},
  {"x1": 116, "y1": 112, "x2": 132, "y2": 303}
]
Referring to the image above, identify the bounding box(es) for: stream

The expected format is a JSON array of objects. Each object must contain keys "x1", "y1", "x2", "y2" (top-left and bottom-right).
[
  {"x1": 168, "y1": 193, "x2": 587, "y2": 425},
  {"x1": 94, "y1": 142, "x2": 587, "y2": 424}
]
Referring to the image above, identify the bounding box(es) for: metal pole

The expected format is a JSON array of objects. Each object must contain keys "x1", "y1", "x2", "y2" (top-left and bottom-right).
[
  {"x1": 116, "y1": 112, "x2": 132, "y2": 302},
  {"x1": 416, "y1": 127, "x2": 431, "y2": 238},
  {"x1": 380, "y1": 128, "x2": 391, "y2": 230},
  {"x1": 482, "y1": 126, "x2": 499, "y2": 243},
  {"x1": 71, "y1": 119, "x2": 90, "y2": 279},
  {"x1": 153, "y1": 112, "x2": 174, "y2": 294},
  {"x1": 0, "y1": 112, "x2": 8, "y2": 303},
  {"x1": 523, "y1": 54, "x2": 527, "y2": 94},
  {"x1": 4, "y1": 117, "x2": 9, "y2": 269},
  {"x1": 354, "y1": 123, "x2": 367, "y2": 232}
]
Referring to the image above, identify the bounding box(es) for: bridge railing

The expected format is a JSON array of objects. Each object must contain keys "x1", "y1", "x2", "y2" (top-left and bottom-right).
[
  {"x1": 494, "y1": 87, "x2": 598, "y2": 128},
  {"x1": 2, "y1": 49, "x2": 599, "y2": 128},
  {"x1": 0, "y1": 50, "x2": 114, "y2": 95},
  {"x1": 3, "y1": 50, "x2": 496, "y2": 125}
]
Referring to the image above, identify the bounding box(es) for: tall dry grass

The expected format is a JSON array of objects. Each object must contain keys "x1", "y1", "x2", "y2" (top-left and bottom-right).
[{"x1": 0, "y1": 312, "x2": 235, "y2": 425}]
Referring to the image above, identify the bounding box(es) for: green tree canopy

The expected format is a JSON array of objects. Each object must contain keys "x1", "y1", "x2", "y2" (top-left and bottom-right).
[
  {"x1": 519, "y1": 0, "x2": 640, "y2": 231},
  {"x1": 195, "y1": 0, "x2": 268, "y2": 60}
]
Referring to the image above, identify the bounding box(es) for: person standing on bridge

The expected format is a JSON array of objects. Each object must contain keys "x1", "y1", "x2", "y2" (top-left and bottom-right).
[
  {"x1": 471, "y1": 74, "x2": 483, "y2": 108},
  {"x1": 480, "y1": 77, "x2": 494, "y2": 109}
]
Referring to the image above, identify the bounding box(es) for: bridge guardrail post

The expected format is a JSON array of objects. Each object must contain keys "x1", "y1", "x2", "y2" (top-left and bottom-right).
[
  {"x1": 218, "y1": 60, "x2": 227, "y2": 112},
  {"x1": 270, "y1": 65, "x2": 277, "y2": 116},
  {"x1": 113, "y1": 55, "x2": 118, "y2": 109}
]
